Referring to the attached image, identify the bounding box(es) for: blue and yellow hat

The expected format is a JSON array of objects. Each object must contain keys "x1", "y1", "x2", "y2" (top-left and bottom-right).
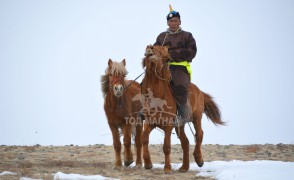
[{"x1": 166, "y1": 5, "x2": 180, "y2": 21}]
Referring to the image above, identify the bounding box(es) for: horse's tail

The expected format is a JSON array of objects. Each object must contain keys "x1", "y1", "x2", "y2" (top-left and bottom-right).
[{"x1": 202, "y1": 91, "x2": 226, "y2": 126}]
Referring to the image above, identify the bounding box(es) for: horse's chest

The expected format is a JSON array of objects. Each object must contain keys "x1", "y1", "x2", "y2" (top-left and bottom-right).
[
  {"x1": 114, "y1": 108, "x2": 126, "y2": 116},
  {"x1": 106, "y1": 106, "x2": 129, "y2": 118}
]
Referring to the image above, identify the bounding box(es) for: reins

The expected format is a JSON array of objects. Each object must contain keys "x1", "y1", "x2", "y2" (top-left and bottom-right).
[
  {"x1": 124, "y1": 71, "x2": 145, "y2": 90},
  {"x1": 146, "y1": 55, "x2": 171, "y2": 82},
  {"x1": 145, "y1": 46, "x2": 196, "y2": 140}
]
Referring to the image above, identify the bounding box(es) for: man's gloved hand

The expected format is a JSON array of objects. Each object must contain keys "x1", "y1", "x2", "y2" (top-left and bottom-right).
[{"x1": 168, "y1": 50, "x2": 177, "y2": 61}]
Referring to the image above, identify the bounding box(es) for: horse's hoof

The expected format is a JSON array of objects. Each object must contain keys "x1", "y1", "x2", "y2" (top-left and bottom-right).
[
  {"x1": 124, "y1": 160, "x2": 134, "y2": 166},
  {"x1": 194, "y1": 155, "x2": 204, "y2": 167},
  {"x1": 179, "y1": 167, "x2": 188, "y2": 173},
  {"x1": 135, "y1": 163, "x2": 142, "y2": 168},
  {"x1": 196, "y1": 161, "x2": 204, "y2": 167},
  {"x1": 164, "y1": 168, "x2": 172, "y2": 174},
  {"x1": 144, "y1": 163, "x2": 153, "y2": 169},
  {"x1": 164, "y1": 165, "x2": 172, "y2": 173},
  {"x1": 112, "y1": 165, "x2": 122, "y2": 170}
]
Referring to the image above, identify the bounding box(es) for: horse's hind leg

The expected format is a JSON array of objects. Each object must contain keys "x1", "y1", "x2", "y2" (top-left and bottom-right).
[
  {"x1": 110, "y1": 126, "x2": 122, "y2": 167},
  {"x1": 135, "y1": 124, "x2": 143, "y2": 166},
  {"x1": 175, "y1": 125, "x2": 190, "y2": 172},
  {"x1": 192, "y1": 113, "x2": 204, "y2": 167},
  {"x1": 123, "y1": 124, "x2": 134, "y2": 166},
  {"x1": 142, "y1": 124, "x2": 154, "y2": 169}
]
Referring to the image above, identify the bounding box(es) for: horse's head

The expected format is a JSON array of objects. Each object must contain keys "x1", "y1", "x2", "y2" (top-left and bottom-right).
[
  {"x1": 101, "y1": 59, "x2": 128, "y2": 97},
  {"x1": 144, "y1": 45, "x2": 170, "y2": 61},
  {"x1": 142, "y1": 45, "x2": 171, "y2": 81}
]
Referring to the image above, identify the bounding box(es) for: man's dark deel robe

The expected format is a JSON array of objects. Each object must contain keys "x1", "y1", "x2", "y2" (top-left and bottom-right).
[{"x1": 154, "y1": 29, "x2": 197, "y2": 107}]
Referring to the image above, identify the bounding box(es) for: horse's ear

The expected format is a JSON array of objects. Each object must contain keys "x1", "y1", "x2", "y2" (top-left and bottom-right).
[
  {"x1": 108, "y1": 59, "x2": 113, "y2": 68},
  {"x1": 122, "y1": 59, "x2": 126, "y2": 66}
]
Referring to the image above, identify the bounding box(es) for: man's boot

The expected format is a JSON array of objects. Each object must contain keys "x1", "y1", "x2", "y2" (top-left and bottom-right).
[{"x1": 176, "y1": 104, "x2": 187, "y2": 125}]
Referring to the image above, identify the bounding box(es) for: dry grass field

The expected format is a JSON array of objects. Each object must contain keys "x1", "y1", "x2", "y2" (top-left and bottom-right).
[{"x1": 1, "y1": 144, "x2": 293, "y2": 179}]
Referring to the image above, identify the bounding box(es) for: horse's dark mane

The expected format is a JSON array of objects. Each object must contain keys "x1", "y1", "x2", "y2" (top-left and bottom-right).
[
  {"x1": 101, "y1": 74, "x2": 109, "y2": 98},
  {"x1": 142, "y1": 58, "x2": 146, "y2": 69},
  {"x1": 101, "y1": 61, "x2": 128, "y2": 98}
]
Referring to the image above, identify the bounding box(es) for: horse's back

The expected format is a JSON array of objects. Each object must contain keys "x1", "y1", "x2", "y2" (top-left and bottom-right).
[
  {"x1": 125, "y1": 80, "x2": 140, "y2": 89},
  {"x1": 189, "y1": 82, "x2": 205, "y2": 112},
  {"x1": 189, "y1": 82, "x2": 201, "y2": 95}
]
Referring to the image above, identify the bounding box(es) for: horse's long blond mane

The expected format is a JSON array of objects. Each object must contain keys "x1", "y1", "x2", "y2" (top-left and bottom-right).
[{"x1": 101, "y1": 61, "x2": 128, "y2": 97}]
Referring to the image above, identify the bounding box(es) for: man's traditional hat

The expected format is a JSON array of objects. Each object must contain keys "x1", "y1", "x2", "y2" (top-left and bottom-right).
[{"x1": 166, "y1": 5, "x2": 180, "y2": 21}]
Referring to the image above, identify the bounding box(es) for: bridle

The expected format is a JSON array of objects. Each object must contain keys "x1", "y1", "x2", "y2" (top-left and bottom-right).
[
  {"x1": 109, "y1": 72, "x2": 146, "y2": 92},
  {"x1": 145, "y1": 55, "x2": 171, "y2": 82},
  {"x1": 108, "y1": 74, "x2": 125, "y2": 90}
]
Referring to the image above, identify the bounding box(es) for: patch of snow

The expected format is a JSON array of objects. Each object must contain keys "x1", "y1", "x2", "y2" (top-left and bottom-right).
[
  {"x1": 0, "y1": 171, "x2": 17, "y2": 176},
  {"x1": 9, "y1": 160, "x2": 293, "y2": 180},
  {"x1": 191, "y1": 160, "x2": 294, "y2": 180},
  {"x1": 53, "y1": 172, "x2": 118, "y2": 180}
]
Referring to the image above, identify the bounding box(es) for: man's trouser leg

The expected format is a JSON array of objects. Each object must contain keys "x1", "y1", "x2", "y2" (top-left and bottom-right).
[{"x1": 170, "y1": 66, "x2": 190, "y2": 120}]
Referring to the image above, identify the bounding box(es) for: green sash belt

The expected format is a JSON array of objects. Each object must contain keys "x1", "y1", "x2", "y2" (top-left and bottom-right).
[{"x1": 168, "y1": 61, "x2": 192, "y2": 80}]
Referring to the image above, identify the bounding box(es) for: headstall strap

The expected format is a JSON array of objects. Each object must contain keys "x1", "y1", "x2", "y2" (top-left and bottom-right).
[{"x1": 111, "y1": 76, "x2": 121, "y2": 84}]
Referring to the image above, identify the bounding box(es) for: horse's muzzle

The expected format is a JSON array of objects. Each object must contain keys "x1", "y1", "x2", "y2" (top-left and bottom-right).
[
  {"x1": 113, "y1": 84, "x2": 124, "y2": 97},
  {"x1": 144, "y1": 47, "x2": 153, "y2": 57}
]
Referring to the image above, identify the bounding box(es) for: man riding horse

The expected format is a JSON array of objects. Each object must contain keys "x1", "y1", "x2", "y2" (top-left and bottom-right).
[{"x1": 153, "y1": 5, "x2": 197, "y2": 122}]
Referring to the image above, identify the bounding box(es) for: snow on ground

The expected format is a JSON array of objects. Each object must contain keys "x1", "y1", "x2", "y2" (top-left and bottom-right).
[
  {"x1": 19, "y1": 177, "x2": 43, "y2": 180},
  {"x1": 53, "y1": 172, "x2": 118, "y2": 180},
  {"x1": 149, "y1": 160, "x2": 294, "y2": 179},
  {"x1": 0, "y1": 171, "x2": 17, "y2": 176},
  {"x1": 1, "y1": 160, "x2": 294, "y2": 180},
  {"x1": 191, "y1": 160, "x2": 294, "y2": 180}
]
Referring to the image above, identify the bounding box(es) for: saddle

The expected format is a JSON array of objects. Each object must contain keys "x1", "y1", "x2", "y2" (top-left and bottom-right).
[{"x1": 175, "y1": 99, "x2": 193, "y2": 125}]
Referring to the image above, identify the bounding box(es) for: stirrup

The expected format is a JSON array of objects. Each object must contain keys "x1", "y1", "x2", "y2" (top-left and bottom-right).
[
  {"x1": 137, "y1": 111, "x2": 145, "y2": 120},
  {"x1": 175, "y1": 114, "x2": 185, "y2": 126}
]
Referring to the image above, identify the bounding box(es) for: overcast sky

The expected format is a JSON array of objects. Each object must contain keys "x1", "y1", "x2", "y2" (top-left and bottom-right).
[{"x1": 1, "y1": 0, "x2": 294, "y2": 145}]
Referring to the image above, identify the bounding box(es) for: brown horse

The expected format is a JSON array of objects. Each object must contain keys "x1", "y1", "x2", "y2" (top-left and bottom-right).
[
  {"x1": 140, "y1": 45, "x2": 225, "y2": 173},
  {"x1": 101, "y1": 59, "x2": 143, "y2": 168}
]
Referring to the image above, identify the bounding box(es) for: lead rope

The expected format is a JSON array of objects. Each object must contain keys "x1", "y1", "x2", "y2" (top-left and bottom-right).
[
  {"x1": 188, "y1": 122, "x2": 196, "y2": 142},
  {"x1": 124, "y1": 71, "x2": 145, "y2": 90},
  {"x1": 162, "y1": 33, "x2": 168, "y2": 46},
  {"x1": 161, "y1": 30, "x2": 194, "y2": 141},
  {"x1": 161, "y1": 32, "x2": 183, "y2": 138},
  {"x1": 161, "y1": 32, "x2": 183, "y2": 139}
]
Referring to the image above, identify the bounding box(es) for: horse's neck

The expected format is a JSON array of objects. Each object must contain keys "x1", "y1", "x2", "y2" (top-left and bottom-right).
[
  {"x1": 143, "y1": 73, "x2": 170, "y2": 98},
  {"x1": 106, "y1": 92, "x2": 125, "y2": 109}
]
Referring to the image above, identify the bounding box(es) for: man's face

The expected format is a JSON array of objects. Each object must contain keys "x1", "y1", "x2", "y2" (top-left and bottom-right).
[{"x1": 167, "y1": 17, "x2": 181, "y2": 32}]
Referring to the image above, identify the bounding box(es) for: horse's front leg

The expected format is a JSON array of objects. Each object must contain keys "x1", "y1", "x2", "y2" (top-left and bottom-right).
[
  {"x1": 123, "y1": 124, "x2": 133, "y2": 166},
  {"x1": 142, "y1": 123, "x2": 154, "y2": 169},
  {"x1": 193, "y1": 114, "x2": 204, "y2": 167},
  {"x1": 163, "y1": 126, "x2": 173, "y2": 173},
  {"x1": 110, "y1": 126, "x2": 122, "y2": 167},
  {"x1": 175, "y1": 124, "x2": 190, "y2": 172},
  {"x1": 135, "y1": 123, "x2": 143, "y2": 167}
]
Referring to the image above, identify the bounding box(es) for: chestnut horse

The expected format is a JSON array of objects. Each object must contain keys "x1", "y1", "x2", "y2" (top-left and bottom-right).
[
  {"x1": 101, "y1": 59, "x2": 143, "y2": 167},
  {"x1": 141, "y1": 45, "x2": 225, "y2": 173}
]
